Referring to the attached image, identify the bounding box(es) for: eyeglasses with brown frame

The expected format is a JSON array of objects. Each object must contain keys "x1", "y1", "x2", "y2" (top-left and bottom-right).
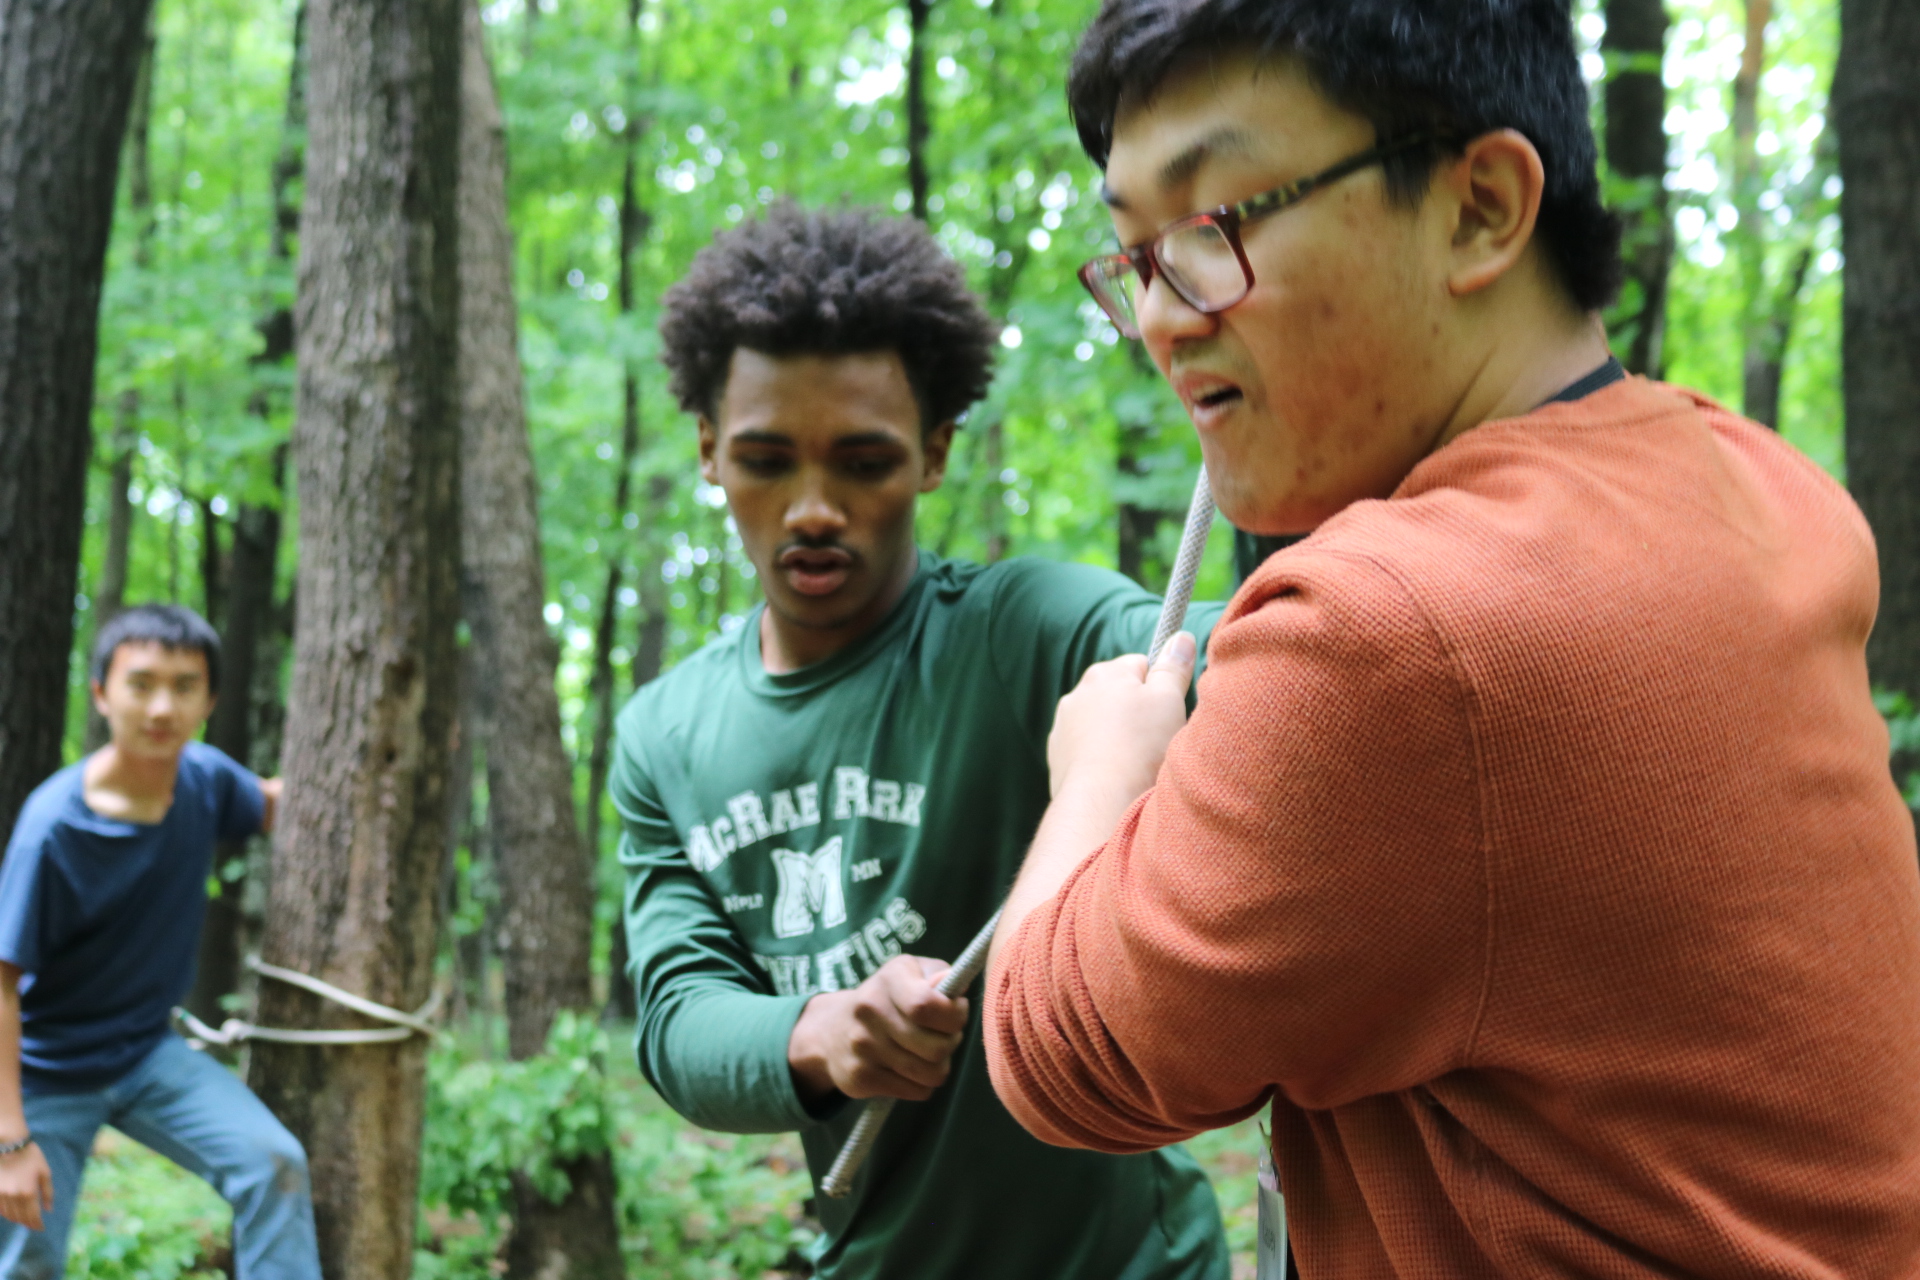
[{"x1": 1078, "y1": 133, "x2": 1446, "y2": 339}]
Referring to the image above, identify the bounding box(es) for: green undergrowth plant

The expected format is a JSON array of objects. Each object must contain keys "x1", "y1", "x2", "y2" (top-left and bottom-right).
[
  {"x1": 420, "y1": 1010, "x2": 618, "y2": 1216},
  {"x1": 66, "y1": 1130, "x2": 230, "y2": 1280},
  {"x1": 415, "y1": 1012, "x2": 817, "y2": 1277}
]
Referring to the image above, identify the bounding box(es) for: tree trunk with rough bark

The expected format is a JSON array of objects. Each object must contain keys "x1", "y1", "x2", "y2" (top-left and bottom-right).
[
  {"x1": 1603, "y1": 0, "x2": 1671, "y2": 376},
  {"x1": 0, "y1": 0, "x2": 155, "y2": 836},
  {"x1": 456, "y1": 8, "x2": 625, "y2": 1275},
  {"x1": 244, "y1": 0, "x2": 462, "y2": 1270},
  {"x1": 1837, "y1": 0, "x2": 1920, "y2": 705}
]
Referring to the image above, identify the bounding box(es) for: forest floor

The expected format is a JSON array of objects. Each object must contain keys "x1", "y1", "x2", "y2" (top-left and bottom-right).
[{"x1": 64, "y1": 1039, "x2": 1269, "y2": 1279}]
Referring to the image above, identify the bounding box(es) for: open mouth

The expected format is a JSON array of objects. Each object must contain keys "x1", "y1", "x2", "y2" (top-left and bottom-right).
[
  {"x1": 1174, "y1": 369, "x2": 1246, "y2": 424},
  {"x1": 777, "y1": 545, "x2": 855, "y2": 598}
]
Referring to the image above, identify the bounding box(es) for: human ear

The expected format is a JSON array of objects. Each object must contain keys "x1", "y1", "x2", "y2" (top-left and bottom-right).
[
  {"x1": 90, "y1": 681, "x2": 109, "y2": 719},
  {"x1": 1440, "y1": 129, "x2": 1546, "y2": 298},
  {"x1": 919, "y1": 422, "x2": 956, "y2": 492},
  {"x1": 697, "y1": 417, "x2": 720, "y2": 485}
]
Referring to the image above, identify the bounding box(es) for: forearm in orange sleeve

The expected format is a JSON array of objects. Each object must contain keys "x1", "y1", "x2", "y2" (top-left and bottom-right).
[{"x1": 987, "y1": 551, "x2": 1489, "y2": 1143}]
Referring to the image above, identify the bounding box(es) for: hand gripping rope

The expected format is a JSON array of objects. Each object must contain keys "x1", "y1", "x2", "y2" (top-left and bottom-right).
[
  {"x1": 820, "y1": 468, "x2": 1217, "y2": 1199},
  {"x1": 174, "y1": 956, "x2": 444, "y2": 1047}
]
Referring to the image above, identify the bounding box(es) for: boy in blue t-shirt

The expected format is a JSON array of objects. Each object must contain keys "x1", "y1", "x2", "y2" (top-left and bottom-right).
[{"x1": 0, "y1": 604, "x2": 320, "y2": 1278}]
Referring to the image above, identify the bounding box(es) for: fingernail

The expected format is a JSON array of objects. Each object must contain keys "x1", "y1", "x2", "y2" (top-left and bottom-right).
[{"x1": 1169, "y1": 631, "x2": 1196, "y2": 663}]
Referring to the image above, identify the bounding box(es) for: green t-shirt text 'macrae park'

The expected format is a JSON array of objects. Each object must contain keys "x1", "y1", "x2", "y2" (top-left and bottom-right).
[{"x1": 612, "y1": 552, "x2": 1229, "y2": 1280}]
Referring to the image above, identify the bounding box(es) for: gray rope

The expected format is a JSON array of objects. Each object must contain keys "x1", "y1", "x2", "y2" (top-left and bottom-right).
[
  {"x1": 173, "y1": 956, "x2": 444, "y2": 1048},
  {"x1": 819, "y1": 907, "x2": 1003, "y2": 1196},
  {"x1": 1147, "y1": 470, "x2": 1215, "y2": 665},
  {"x1": 820, "y1": 468, "x2": 1216, "y2": 1198}
]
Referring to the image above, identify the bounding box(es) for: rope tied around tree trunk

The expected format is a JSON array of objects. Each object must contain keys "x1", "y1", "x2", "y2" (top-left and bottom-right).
[
  {"x1": 174, "y1": 955, "x2": 444, "y2": 1048},
  {"x1": 820, "y1": 468, "x2": 1217, "y2": 1198}
]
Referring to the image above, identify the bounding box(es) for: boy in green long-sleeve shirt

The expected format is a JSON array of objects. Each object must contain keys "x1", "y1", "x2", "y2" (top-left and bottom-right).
[{"x1": 609, "y1": 204, "x2": 1230, "y2": 1280}]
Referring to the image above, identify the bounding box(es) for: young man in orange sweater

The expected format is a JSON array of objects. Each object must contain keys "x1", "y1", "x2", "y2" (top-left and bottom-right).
[{"x1": 984, "y1": 2, "x2": 1920, "y2": 1277}]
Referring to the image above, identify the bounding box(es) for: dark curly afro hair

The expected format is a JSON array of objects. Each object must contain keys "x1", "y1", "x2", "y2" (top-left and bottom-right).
[{"x1": 660, "y1": 202, "x2": 1000, "y2": 430}]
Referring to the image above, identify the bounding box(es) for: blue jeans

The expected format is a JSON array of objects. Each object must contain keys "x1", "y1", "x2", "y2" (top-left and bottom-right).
[{"x1": 0, "y1": 1034, "x2": 320, "y2": 1279}]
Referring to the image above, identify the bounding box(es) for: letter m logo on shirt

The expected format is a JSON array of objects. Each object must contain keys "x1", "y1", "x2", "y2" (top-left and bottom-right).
[{"x1": 770, "y1": 837, "x2": 848, "y2": 939}]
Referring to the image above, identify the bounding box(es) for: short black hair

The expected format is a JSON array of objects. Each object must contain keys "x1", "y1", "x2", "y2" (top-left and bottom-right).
[
  {"x1": 659, "y1": 202, "x2": 1001, "y2": 428},
  {"x1": 1068, "y1": 0, "x2": 1623, "y2": 311},
  {"x1": 91, "y1": 604, "x2": 222, "y2": 694}
]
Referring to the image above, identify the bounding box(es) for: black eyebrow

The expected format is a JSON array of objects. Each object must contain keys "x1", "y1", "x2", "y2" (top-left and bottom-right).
[
  {"x1": 725, "y1": 429, "x2": 907, "y2": 449},
  {"x1": 831, "y1": 432, "x2": 910, "y2": 450},
  {"x1": 1100, "y1": 125, "x2": 1263, "y2": 213},
  {"x1": 1158, "y1": 126, "x2": 1261, "y2": 191},
  {"x1": 725, "y1": 429, "x2": 795, "y2": 447}
]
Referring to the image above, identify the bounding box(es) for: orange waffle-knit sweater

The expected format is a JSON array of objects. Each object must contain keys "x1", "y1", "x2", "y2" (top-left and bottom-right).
[{"x1": 986, "y1": 378, "x2": 1920, "y2": 1277}]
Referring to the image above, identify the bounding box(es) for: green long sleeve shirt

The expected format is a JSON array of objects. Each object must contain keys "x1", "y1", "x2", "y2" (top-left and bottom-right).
[{"x1": 611, "y1": 551, "x2": 1230, "y2": 1280}]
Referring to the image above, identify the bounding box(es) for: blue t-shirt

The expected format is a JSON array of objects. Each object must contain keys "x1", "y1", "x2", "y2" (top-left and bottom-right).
[{"x1": 0, "y1": 742, "x2": 264, "y2": 1085}]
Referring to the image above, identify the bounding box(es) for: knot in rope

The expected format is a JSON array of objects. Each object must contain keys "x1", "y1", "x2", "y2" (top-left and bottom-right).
[{"x1": 174, "y1": 955, "x2": 444, "y2": 1048}]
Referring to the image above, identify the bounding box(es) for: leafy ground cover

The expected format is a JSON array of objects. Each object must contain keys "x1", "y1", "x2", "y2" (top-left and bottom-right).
[
  {"x1": 66, "y1": 1030, "x2": 1269, "y2": 1279},
  {"x1": 65, "y1": 1129, "x2": 230, "y2": 1280}
]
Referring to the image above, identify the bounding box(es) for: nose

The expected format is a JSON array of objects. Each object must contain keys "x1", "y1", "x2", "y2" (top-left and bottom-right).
[
  {"x1": 1135, "y1": 272, "x2": 1218, "y2": 359},
  {"x1": 785, "y1": 475, "x2": 847, "y2": 542}
]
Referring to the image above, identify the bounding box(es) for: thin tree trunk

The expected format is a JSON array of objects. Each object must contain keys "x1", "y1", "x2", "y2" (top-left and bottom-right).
[
  {"x1": 607, "y1": 473, "x2": 671, "y2": 1025},
  {"x1": 906, "y1": 0, "x2": 932, "y2": 221},
  {"x1": 168, "y1": 380, "x2": 186, "y2": 601},
  {"x1": 245, "y1": 0, "x2": 463, "y2": 1269},
  {"x1": 456, "y1": 6, "x2": 624, "y2": 1274},
  {"x1": 582, "y1": 0, "x2": 650, "y2": 887},
  {"x1": 91, "y1": 19, "x2": 155, "y2": 719},
  {"x1": 199, "y1": 497, "x2": 225, "y2": 627},
  {"x1": 1732, "y1": 0, "x2": 1774, "y2": 424},
  {"x1": 193, "y1": 449, "x2": 285, "y2": 1025},
  {"x1": 981, "y1": 416, "x2": 1008, "y2": 562},
  {"x1": 632, "y1": 486, "x2": 668, "y2": 697},
  {"x1": 1115, "y1": 418, "x2": 1161, "y2": 587},
  {"x1": 1740, "y1": 253, "x2": 1809, "y2": 432},
  {"x1": 1602, "y1": 0, "x2": 1671, "y2": 377},
  {"x1": 0, "y1": 0, "x2": 156, "y2": 835},
  {"x1": 271, "y1": 4, "x2": 309, "y2": 266},
  {"x1": 1837, "y1": 0, "x2": 1920, "y2": 707},
  {"x1": 98, "y1": 430, "x2": 136, "y2": 621},
  {"x1": 193, "y1": 8, "x2": 305, "y2": 1024},
  {"x1": 581, "y1": 511, "x2": 631, "y2": 879},
  {"x1": 439, "y1": 645, "x2": 479, "y2": 1026},
  {"x1": 1742, "y1": 119, "x2": 1836, "y2": 432},
  {"x1": 87, "y1": 399, "x2": 139, "y2": 754},
  {"x1": 96, "y1": 11, "x2": 156, "y2": 634}
]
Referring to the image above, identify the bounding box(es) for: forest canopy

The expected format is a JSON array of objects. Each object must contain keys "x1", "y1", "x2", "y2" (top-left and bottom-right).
[{"x1": 73, "y1": 0, "x2": 1846, "y2": 752}]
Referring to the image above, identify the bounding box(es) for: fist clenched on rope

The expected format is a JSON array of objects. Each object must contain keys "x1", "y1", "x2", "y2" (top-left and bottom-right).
[
  {"x1": 787, "y1": 955, "x2": 971, "y2": 1104},
  {"x1": 989, "y1": 630, "x2": 1198, "y2": 972},
  {"x1": 1047, "y1": 631, "x2": 1198, "y2": 803}
]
